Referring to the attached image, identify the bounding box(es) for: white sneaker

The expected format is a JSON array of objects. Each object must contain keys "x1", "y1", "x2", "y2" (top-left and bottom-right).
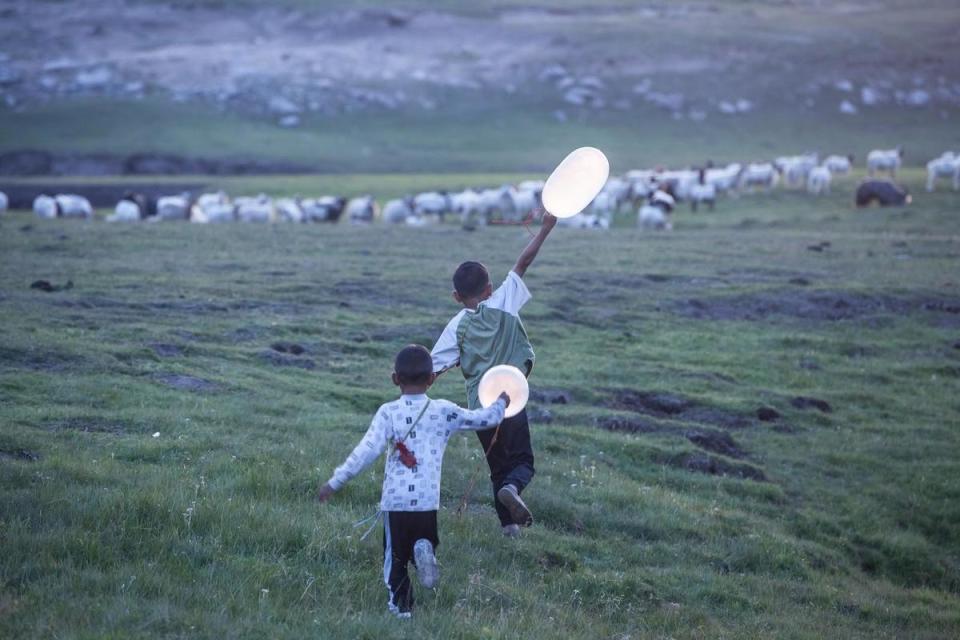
[
  {"x1": 502, "y1": 524, "x2": 521, "y2": 538},
  {"x1": 414, "y1": 539, "x2": 439, "y2": 588}
]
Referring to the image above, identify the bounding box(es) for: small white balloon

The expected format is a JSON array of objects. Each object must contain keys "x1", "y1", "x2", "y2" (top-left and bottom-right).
[
  {"x1": 541, "y1": 147, "x2": 610, "y2": 218},
  {"x1": 477, "y1": 365, "x2": 529, "y2": 419}
]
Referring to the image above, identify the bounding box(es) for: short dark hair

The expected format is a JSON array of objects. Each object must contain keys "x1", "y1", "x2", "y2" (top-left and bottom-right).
[
  {"x1": 394, "y1": 344, "x2": 433, "y2": 385},
  {"x1": 453, "y1": 261, "x2": 489, "y2": 299}
]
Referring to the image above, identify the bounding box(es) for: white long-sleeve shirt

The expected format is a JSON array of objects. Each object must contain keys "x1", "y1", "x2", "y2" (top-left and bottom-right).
[{"x1": 327, "y1": 394, "x2": 506, "y2": 511}]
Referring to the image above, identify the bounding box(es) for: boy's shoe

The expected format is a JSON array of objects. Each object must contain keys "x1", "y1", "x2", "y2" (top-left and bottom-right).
[
  {"x1": 497, "y1": 484, "x2": 534, "y2": 527},
  {"x1": 414, "y1": 539, "x2": 439, "y2": 588},
  {"x1": 388, "y1": 602, "x2": 412, "y2": 619},
  {"x1": 502, "y1": 524, "x2": 521, "y2": 538}
]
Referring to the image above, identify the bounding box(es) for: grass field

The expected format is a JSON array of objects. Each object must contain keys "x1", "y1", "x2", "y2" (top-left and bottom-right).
[{"x1": 2, "y1": 171, "x2": 959, "y2": 638}]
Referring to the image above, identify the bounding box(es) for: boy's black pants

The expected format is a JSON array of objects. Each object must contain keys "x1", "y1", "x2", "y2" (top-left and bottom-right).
[
  {"x1": 383, "y1": 510, "x2": 439, "y2": 613},
  {"x1": 475, "y1": 408, "x2": 535, "y2": 526}
]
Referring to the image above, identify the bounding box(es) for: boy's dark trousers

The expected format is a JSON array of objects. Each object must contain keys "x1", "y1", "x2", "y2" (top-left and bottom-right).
[
  {"x1": 383, "y1": 511, "x2": 439, "y2": 613},
  {"x1": 475, "y1": 408, "x2": 535, "y2": 526}
]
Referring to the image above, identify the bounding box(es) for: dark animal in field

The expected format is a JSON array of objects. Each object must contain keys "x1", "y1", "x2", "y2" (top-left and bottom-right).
[
  {"x1": 855, "y1": 180, "x2": 911, "y2": 207},
  {"x1": 107, "y1": 191, "x2": 157, "y2": 222}
]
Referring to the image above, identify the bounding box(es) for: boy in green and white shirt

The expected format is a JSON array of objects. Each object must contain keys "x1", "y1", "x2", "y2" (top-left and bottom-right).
[{"x1": 432, "y1": 210, "x2": 557, "y2": 537}]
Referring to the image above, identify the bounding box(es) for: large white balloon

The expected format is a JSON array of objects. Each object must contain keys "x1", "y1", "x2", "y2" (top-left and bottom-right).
[
  {"x1": 541, "y1": 147, "x2": 610, "y2": 218},
  {"x1": 478, "y1": 365, "x2": 529, "y2": 419}
]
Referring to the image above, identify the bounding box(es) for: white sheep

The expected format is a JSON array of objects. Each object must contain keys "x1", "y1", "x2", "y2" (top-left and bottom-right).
[
  {"x1": 689, "y1": 181, "x2": 716, "y2": 212},
  {"x1": 347, "y1": 195, "x2": 379, "y2": 224},
  {"x1": 382, "y1": 198, "x2": 414, "y2": 224},
  {"x1": 509, "y1": 187, "x2": 540, "y2": 220},
  {"x1": 775, "y1": 154, "x2": 818, "y2": 188},
  {"x1": 302, "y1": 196, "x2": 346, "y2": 222},
  {"x1": 190, "y1": 192, "x2": 236, "y2": 223},
  {"x1": 52, "y1": 194, "x2": 93, "y2": 219},
  {"x1": 156, "y1": 193, "x2": 192, "y2": 221},
  {"x1": 106, "y1": 200, "x2": 142, "y2": 223},
  {"x1": 274, "y1": 198, "x2": 303, "y2": 223},
  {"x1": 705, "y1": 163, "x2": 743, "y2": 195},
  {"x1": 739, "y1": 163, "x2": 779, "y2": 192},
  {"x1": 413, "y1": 192, "x2": 451, "y2": 221},
  {"x1": 806, "y1": 166, "x2": 832, "y2": 195},
  {"x1": 235, "y1": 194, "x2": 274, "y2": 223},
  {"x1": 926, "y1": 152, "x2": 960, "y2": 191},
  {"x1": 452, "y1": 190, "x2": 485, "y2": 229},
  {"x1": 824, "y1": 154, "x2": 854, "y2": 174},
  {"x1": 478, "y1": 186, "x2": 515, "y2": 220},
  {"x1": 33, "y1": 194, "x2": 59, "y2": 219},
  {"x1": 638, "y1": 190, "x2": 674, "y2": 231},
  {"x1": 867, "y1": 147, "x2": 903, "y2": 178}
]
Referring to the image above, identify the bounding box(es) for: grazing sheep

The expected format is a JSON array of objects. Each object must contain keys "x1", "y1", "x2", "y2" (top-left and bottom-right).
[
  {"x1": 926, "y1": 152, "x2": 960, "y2": 191},
  {"x1": 739, "y1": 163, "x2": 779, "y2": 191},
  {"x1": 478, "y1": 186, "x2": 515, "y2": 221},
  {"x1": 235, "y1": 194, "x2": 275, "y2": 223},
  {"x1": 452, "y1": 190, "x2": 485, "y2": 229},
  {"x1": 556, "y1": 212, "x2": 609, "y2": 230},
  {"x1": 867, "y1": 147, "x2": 903, "y2": 178},
  {"x1": 705, "y1": 163, "x2": 743, "y2": 195},
  {"x1": 52, "y1": 194, "x2": 93, "y2": 220},
  {"x1": 601, "y1": 177, "x2": 631, "y2": 211},
  {"x1": 775, "y1": 153, "x2": 818, "y2": 188},
  {"x1": 638, "y1": 190, "x2": 675, "y2": 230},
  {"x1": 855, "y1": 180, "x2": 911, "y2": 207},
  {"x1": 346, "y1": 195, "x2": 379, "y2": 223},
  {"x1": 807, "y1": 166, "x2": 832, "y2": 195},
  {"x1": 689, "y1": 170, "x2": 716, "y2": 212},
  {"x1": 274, "y1": 198, "x2": 304, "y2": 223},
  {"x1": 156, "y1": 193, "x2": 192, "y2": 221},
  {"x1": 189, "y1": 191, "x2": 235, "y2": 223},
  {"x1": 33, "y1": 194, "x2": 59, "y2": 219},
  {"x1": 656, "y1": 169, "x2": 698, "y2": 201},
  {"x1": 302, "y1": 196, "x2": 347, "y2": 222},
  {"x1": 509, "y1": 187, "x2": 540, "y2": 220},
  {"x1": 824, "y1": 154, "x2": 854, "y2": 174},
  {"x1": 0, "y1": 191, "x2": 8, "y2": 214},
  {"x1": 107, "y1": 199, "x2": 142, "y2": 223},
  {"x1": 413, "y1": 192, "x2": 451, "y2": 221},
  {"x1": 382, "y1": 197, "x2": 415, "y2": 224}
]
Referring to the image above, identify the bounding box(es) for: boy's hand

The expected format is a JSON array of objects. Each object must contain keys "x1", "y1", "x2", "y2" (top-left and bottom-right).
[
  {"x1": 498, "y1": 391, "x2": 511, "y2": 408},
  {"x1": 316, "y1": 482, "x2": 336, "y2": 503}
]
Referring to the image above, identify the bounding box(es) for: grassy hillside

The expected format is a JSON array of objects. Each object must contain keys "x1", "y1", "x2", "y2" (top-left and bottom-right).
[{"x1": 2, "y1": 173, "x2": 959, "y2": 638}]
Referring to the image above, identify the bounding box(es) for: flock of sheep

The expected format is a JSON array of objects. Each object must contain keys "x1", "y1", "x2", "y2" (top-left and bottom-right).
[{"x1": 3, "y1": 147, "x2": 957, "y2": 231}]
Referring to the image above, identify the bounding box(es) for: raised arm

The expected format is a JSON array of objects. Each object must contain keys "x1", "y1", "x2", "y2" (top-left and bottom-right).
[{"x1": 512, "y1": 209, "x2": 558, "y2": 278}]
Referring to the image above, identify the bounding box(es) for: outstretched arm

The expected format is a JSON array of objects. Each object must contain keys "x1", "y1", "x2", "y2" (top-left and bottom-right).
[
  {"x1": 513, "y1": 209, "x2": 557, "y2": 278},
  {"x1": 317, "y1": 410, "x2": 389, "y2": 502}
]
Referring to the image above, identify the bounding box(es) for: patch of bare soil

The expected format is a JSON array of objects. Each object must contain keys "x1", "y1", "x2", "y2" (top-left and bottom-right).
[
  {"x1": 686, "y1": 430, "x2": 745, "y2": 458},
  {"x1": 0, "y1": 447, "x2": 40, "y2": 461},
  {"x1": 529, "y1": 388, "x2": 572, "y2": 404},
  {"x1": 674, "y1": 290, "x2": 960, "y2": 326},
  {"x1": 790, "y1": 396, "x2": 833, "y2": 413},
  {"x1": 259, "y1": 350, "x2": 316, "y2": 370},
  {"x1": 608, "y1": 389, "x2": 752, "y2": 429},
  {"x1": 0, "y1": 345, "x2": 80, "y2": 372},
  {"x1": 668, "y1": 453, "x2": 767, "y2": 482},
  {"x1": 149, "y1": 342, "x2": 184, "y2": 358}
]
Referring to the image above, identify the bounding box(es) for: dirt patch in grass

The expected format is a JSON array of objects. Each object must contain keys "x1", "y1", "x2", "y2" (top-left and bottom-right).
[
  {"x1": 258, "y1": 350, "x2": 316, "y2": 370},
  {"x1": 529, "y1": 388, "x2": 572, "y2": 404},
  {"x1": 608, "y1": 389, "x2": 752, "y2": 429},
  {"x1": 0, "y1": 345, "x2": 81, "y2": 372},
  {"x1": 668, "y1": 453, "x2": 767, "y2": 482},
  {"x1": 270, "y1": 341, "x2": 308, "y2": 355},
  {"x1": 0, "y1": 447, "x2": 40, "y2": 461},
  {"x1": 45, "y1": 417, "x2": 131, "y2": 435},
  {"x1": 149, "y1": 343, "x2": 184, "y2": 358},
  {"x1": 790, "y1": 396, "x2": 833, "y2": 413},
  {"x1": 673, "y1": 290, "x2": 960, "y2": 326},
  {"x1": 686, "y1": 430, "x2": 745, "y2": 458},
  {"x1": 595, "y1": 415, "x2": 663, "y2": 434},
  {"x1": 154, "y1": 373, "x2": 218, "y2": 392}
]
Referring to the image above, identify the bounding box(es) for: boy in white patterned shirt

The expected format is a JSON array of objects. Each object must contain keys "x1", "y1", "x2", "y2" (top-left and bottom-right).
[{"x1": 317, "y1": 344, "x2": 509, "y2": 618}]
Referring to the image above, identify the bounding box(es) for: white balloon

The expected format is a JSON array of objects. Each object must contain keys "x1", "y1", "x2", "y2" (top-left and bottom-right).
[
  {"x1": 477, "y1": 365, "x2": 529, "y2": 419},
  {"x1": 541, "y1": 147, "x2": 610, "y2": 218}
]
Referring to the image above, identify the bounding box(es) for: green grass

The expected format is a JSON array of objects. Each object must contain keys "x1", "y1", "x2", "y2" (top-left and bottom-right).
[{"x1": 2, "y1": 171, "x2": 959, "y2": 638}]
